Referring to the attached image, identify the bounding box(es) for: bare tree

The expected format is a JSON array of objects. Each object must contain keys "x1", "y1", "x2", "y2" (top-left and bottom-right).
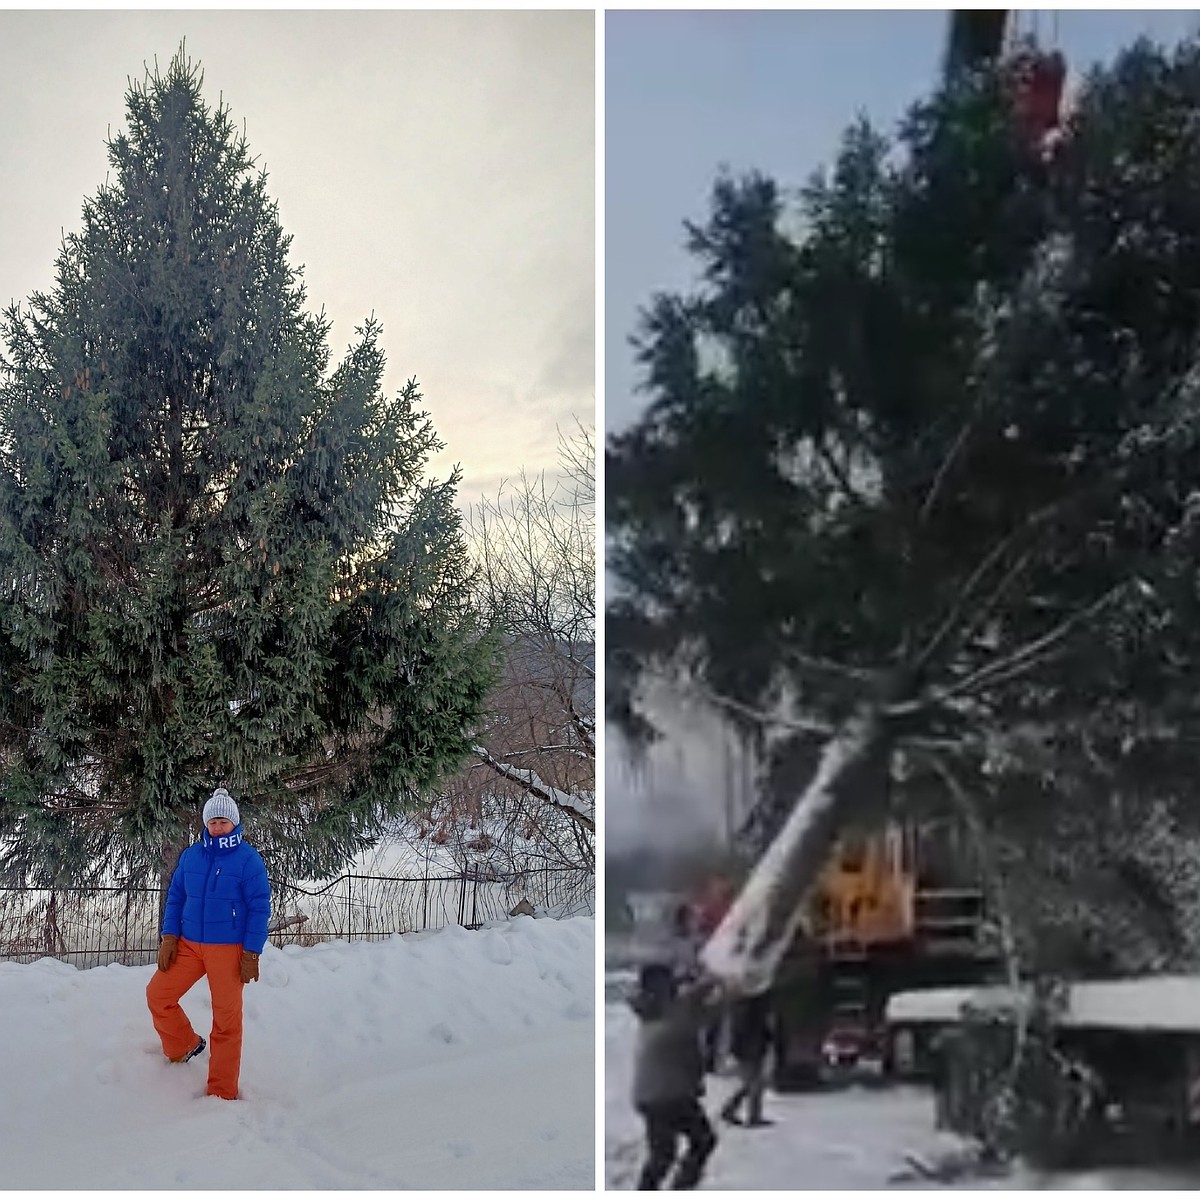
[{"x1": 437, "y1": 425, "x2": 595, "y2": 886}]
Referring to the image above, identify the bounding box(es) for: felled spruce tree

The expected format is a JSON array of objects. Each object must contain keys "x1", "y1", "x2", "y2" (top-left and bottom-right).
[
  {"x1": 0, "y1": 50, "x2": 496, "y2": 885},
  {"x1": 608, "y1": 36, "x2": 1200, "y2": 989}
]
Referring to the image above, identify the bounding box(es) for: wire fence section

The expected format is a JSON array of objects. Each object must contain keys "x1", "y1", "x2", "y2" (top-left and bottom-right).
[{"x1": 0, "y1": 866, "x2": 591, "y2": 969}]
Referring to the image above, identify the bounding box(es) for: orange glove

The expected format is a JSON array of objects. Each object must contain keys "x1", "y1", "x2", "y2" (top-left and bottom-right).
[
  {"x1": 157, "y1": 934, "x2": 179, "y2": 972},
  {"x1": 240, "y1": 951, "x2": 260, "y2": 984}
]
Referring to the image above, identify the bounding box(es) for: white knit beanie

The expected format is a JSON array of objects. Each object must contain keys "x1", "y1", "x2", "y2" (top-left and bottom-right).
[{"x1": 202, "y1": 787, "x2": 240, "y2": 827}]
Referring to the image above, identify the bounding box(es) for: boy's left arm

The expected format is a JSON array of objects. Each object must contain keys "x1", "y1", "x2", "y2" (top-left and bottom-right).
[{"x1": 242, "y1": 853, "x2": 272, "y2": 956}]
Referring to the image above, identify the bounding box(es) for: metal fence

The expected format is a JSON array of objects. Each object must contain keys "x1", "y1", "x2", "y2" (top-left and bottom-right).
[{"x1": 0, "y1": 866, "x2": 592, "y2": 969}]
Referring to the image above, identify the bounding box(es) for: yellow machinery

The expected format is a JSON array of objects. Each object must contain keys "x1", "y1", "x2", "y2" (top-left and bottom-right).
[
  {"x1": 767, "y1": 820, "x2": 995, "y2": 1090},
  {"x1": 812, "y1": 824, "x2": 916, "y2": 949}
]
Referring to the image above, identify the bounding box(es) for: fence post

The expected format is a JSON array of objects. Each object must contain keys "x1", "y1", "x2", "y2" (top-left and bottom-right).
[
  {"x1": 122, "y1": 888, "x2": 132, "y2": 964},
  {"x1": 43, "y1": 891, "x2": 57, "y2": 957},
  {"x1": 470, "y1": 870, "x2": 479, "y2": 928}
]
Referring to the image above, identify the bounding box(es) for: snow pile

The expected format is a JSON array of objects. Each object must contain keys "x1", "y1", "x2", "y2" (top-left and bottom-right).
[
  {"x1": 343, "y1": 819, "x2": 594, "y2": 921},
  {"x1": 1067, "y1": 975, "x2": 1200, "y2": 1030},
  {"x1": 1, "y1": 916, "x2": 595, "y2": 1189},
  {"x1": 887, "y1": 984, "x2": 1002, "y2": 1025},
  {"x1": 888, "y1": 974, "x2": 1200, "y2": 1033}
]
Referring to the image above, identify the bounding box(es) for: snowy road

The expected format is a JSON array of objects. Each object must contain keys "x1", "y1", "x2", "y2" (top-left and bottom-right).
[
  {"x1": 605, "y1": 994, "x2": 1200, "y2": 1190},
  {"x1": 605, "y1": 996, "x2": 948, "y2": 1190},
  {"x1": 286, "y1": 1028, "x2": 596, "y2": 1190},
  {"x1": 1, "y1": 917, "x2": 594, "y2": 1189}
]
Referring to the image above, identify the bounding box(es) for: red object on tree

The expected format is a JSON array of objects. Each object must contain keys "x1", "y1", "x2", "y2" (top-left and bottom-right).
[
  {"x1": 1009, "y1": 48, "x2": 1067, "y2": 142},
  {"x1": 693, "y1": 877, "x2": 734, "y2": 936}
]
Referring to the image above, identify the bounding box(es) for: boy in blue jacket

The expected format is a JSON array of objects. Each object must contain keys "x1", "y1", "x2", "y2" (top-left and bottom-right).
[{"x1": 147, "y1": 788, "x2": 271, "y2": 1100}]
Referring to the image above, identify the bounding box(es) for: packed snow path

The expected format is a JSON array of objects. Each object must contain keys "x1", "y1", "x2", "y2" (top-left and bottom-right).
[
  {"x1": 605, "y1": 987, "x2": 1200, "y2": 1190},
  {"x1": 1, "y1": 917, "x2": 594, "y2": 1189}
]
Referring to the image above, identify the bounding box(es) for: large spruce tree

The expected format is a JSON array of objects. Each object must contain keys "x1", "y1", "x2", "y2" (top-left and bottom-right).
[
  {"x1": 0, "y1": 50, "x2": 496, "y2": 885},
  {"x1": 608, "y1": 36, "x2": 1200, "y2": 988}
]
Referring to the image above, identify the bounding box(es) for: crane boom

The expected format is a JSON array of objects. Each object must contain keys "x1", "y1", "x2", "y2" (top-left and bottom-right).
[{"x1": 944, "y1": 10, "x2": 1009, "y2": 80}]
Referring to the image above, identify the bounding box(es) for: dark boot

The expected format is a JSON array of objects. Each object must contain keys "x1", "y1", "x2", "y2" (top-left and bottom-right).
[
  {"x1": 170, "y1": 1035, "x2": 206, "y2": 1064},
  {"x1": 670, "y1": 1106, "x2": 717, "y2": 1190},
  {"x1": 637, "y1": 1107, "x2": 680, "y2": 1190},
  {"x1": 720, "y1": 1084, "x2": 746, "y2": 1125}
]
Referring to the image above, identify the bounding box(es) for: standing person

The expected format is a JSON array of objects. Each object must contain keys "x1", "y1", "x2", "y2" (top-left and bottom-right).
[
  {"x1": 693, "y1": 882, "x2": 732, "y2": 1073},
  {"x1": 629, "y1": 962, "x2": 721, "y2": 1190},
  {"x1": 668, "y1": 902, "x2": 702, "y2": 980},
  {"x1": 147, "y1": 787, "x2": 271, "y2": 1101},
  {"x1": 720, "y1": 991, "x2": 775, "y2": 1127}
]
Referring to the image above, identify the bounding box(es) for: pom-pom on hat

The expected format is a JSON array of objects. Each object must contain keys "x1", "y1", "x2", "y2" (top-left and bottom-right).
[{"x1": 202, "y1": 788, "x2": 239, "y2": 827}]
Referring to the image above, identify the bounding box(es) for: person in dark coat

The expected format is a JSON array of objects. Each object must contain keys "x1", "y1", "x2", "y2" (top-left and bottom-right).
[
  {"x1": 720, "y1": 991, "x2": 775, "y2": 1127},
  {"x1": 669, "y1": 902, "x2": 703, "y2": 979},
  {"x1": 629, "y1": 962, "x2": 722, "y2": 1190},
  {"x1": 693, "y1": 892, "x2": 731, "y2": 1073}
]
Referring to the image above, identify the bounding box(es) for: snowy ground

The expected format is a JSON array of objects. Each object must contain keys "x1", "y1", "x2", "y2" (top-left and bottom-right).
[
  {"x1": 1, "y1": 916, "x2": 595, "y2": 1189},
  {"x1": 604, "y1": 981, "x2": 1200, "y2": 1190}
]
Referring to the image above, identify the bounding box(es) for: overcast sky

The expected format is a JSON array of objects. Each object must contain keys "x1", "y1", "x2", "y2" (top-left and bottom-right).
[
  {"x1": 0, "y1": 9, "x2": 594, "y2": 511},
  {"x1": 607, "y1": 9, "x2": 1200, "y2": 437}
]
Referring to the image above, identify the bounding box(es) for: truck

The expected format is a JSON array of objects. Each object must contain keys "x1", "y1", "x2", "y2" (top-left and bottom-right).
[{"x1": 767, "y1": 818, "x2": 1002, "y2": 1090}]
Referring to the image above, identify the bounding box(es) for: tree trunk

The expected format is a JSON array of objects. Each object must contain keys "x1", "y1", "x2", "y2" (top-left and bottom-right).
[
  {"x1": 700, "y1": 700, "x2": 897, "y2": 994},
  {"x1": 157, "y1": 834, "x2": 189, "y2": 934}
]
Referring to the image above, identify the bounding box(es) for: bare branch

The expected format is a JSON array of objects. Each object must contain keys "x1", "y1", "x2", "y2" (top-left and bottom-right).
[
  {"x1": 918, "y1": 418, "x2": 972, "y2": 525},
  {"x1": 815, "y1": 437, "x2": 867, "y2": 507},
  {"x1": 922, "y1": 751, "x2": 1022, "y2": 994},
  {"x1": 931, "y1": 582, "x2": 1129, "y2": 706},
  {"x1": 782, "y1": 648, "x2": 875, "y2": 686},
  {"x1": 909, "y1": 522, "x2": 1030, "y2": 677},
  {"x1": 457, "y1": 422, "x2": 596, "y2": 873}
]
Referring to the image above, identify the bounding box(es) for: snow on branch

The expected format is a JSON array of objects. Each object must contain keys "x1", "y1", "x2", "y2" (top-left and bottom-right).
[
  {"x1": 472, "y1": 745, "x2": 595, "y2": 833},
  {"x1": 782, "y1": 649, "x2": 875, "y2": 685},
  {"x1": 644, "y1": 665, "x2": 837, "y2": 738},
  {"x1": 908, "y1": 481, "x2": 1107, "y2": 679},
  {"x1": 925, "y1": 580, "x2": 1130, "y2": 707},
  {"x1": 500, "y1": 745, "x2": 591, "y2": 761}
]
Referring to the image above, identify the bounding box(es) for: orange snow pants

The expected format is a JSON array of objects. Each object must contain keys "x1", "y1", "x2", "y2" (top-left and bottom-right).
[{"x1": 147, "y1": 938, "x2": 245, "y2": 1100}]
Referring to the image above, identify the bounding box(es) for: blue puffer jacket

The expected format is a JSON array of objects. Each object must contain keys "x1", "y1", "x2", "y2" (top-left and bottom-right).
[{"x1": 161, "y1": 826, "x2": 272, "y2": 954}]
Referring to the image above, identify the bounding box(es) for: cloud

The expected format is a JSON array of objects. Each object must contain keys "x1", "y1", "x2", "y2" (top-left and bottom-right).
[{"x1": 0, "y1": 9, "x2": 594, "y2": 497}]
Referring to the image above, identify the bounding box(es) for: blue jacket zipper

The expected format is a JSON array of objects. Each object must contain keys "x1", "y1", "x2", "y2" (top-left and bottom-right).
[
  {"x1": 200, "y1": 849, "x2": 221, "y2": 944},
  {"x1": 200, "y1": 850, "x2": 213, "y2": 943}
]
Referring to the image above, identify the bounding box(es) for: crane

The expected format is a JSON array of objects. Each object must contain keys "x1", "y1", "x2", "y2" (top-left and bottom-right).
[
  {"x1": 945, "y1": 9, "x2": 1067, "y2": 144},
  {"x1": 944, "y1": 9, "x2": 1010, "y2": 79}
]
